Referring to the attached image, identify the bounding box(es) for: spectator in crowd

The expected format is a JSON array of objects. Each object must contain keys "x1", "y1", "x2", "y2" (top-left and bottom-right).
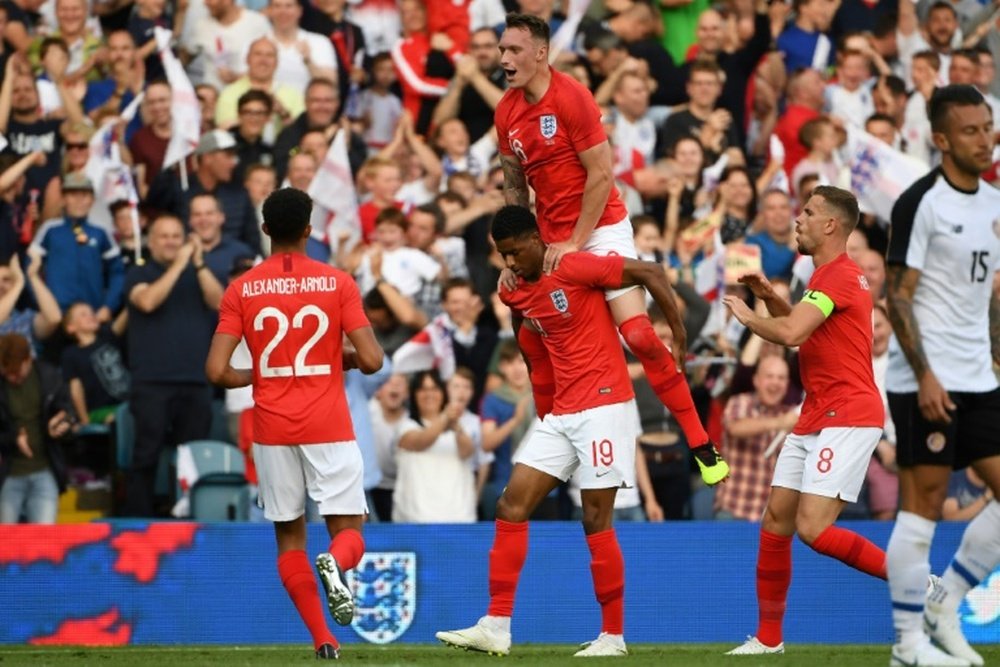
[
  {"x1": 128, "y1": 79, "x2": 173, "y2": 192},
  {"x1": 30, "y1": 174, "x2": 125, "y2": 318},
  {"x1": 447, "y1": 367, "x2": 488, "y2": 494},
  {"x1": 777, "y1": 0, "x2": 838, "y2": 72},
  {"x1": 713, "y1": 165, "x2": 757, "y2": 245},
  {"x1": 715, "y1": 355, "x2": 799, "y2": 521},
  {"x1": 431, "y1": 27, "x2": 504, "y2": 144},
  {"x1": 188, "y1": 193, "x2": 255, "y2": 286},
  {"x1": 1, "y1": 0, "x2": 42, "y2": 54},
  {"x1": 355, "y1": 53, "x2": 403, "y2": 152},
  {"x1": 610, "y1": 72, "x2": 656, "y2": 168},
  {"x1": 196, "y1": 84, "x2": 219, "y2": 135},
  {"x1": 902, "y1": 50, "x2": 940, "y2": 167},
  {"x1": 147, "y1": 129, "x2": 263, "y2": 255},
  {"x1": 790, "y1": 116, "x2": 841, "y2": 198},
  {"x1": 122, "y1": 213, "x2": 222, "y2": 516},
  {"x1": 439, "y1": 277, "x2": 496, "y2": 407},
  {"x1": 774, "y1": 68, "x2": 825, "y2": 179},
  {"x1": 0, "y1": 151, "x2": 45, "y2": 262},
  {"x1": 369, "y1": 372, "x2": 408, "y2": 522},
  {"x1": 657, "y1": 60, "x2": 739, "y2": 162},
  {"x1": 83, "y1": 30, "x2": 144, "y2": 137},
  {"x1": 407, "y1": 202, "x2": 465, "y2": 282},
  {"x1": 356, "y1": 207, "x2": 442, "y2": 307},
  {"x1": 973, "y1": 48, "x2": 1000, "y2": 118},
  {"x1": 344, "y1": 359, "x2": 393, "y2": 518},
  {"x1": 126, "y1": 0, "x2": 176, "y2": 83},
  {"x1": 898, "y1": 1, "x2": 959, "y2": 86},
  {"x1": 659, "y1": 0, "x2": 709, "y2": 66},
  {"x1": 262, "y1": 0, "x2": 338, "y2": 93},
  {"x1": 943, "y1": 468, "x2": 993, "y2": 521},
  {"x1": 184, "y1": 0, "x2": 269, "y2": 91},
  {"x1": 392, "y1": 369, "x2": 476, "y2": 523},
  {"x1": 856, "y1": 248, "x2": 886, "y2": 301},
  {"x1": 28, "y1": 0, "x2": 105, "y2": 82},
  {"x1": 947, "y1": 47, "x2": 979, "y2": 85},
  {"x1": 230, "y1": 90, "x2": 275, "y2": 183},
  {"x1": 390, "y1": 0, "x2": 457, "y2": 135},
  {"x1": 867, "y1": 303, "x2": 898, "y2": 521},
  {"x1": 746, "y1": 189, "x2": 797, "y2": 282},
  {"x1": 39, "y1": 121, "x2": 96, "y2": 223},
  {"x1": 479, "y1": 339, "x2": 533, "y2": 521},
  {"x1": 0, "y1": 55, "x2": 84, "y2": 197},
  {"x1": 0, "y1": 333, "x2": 75, "y2": 524},
  {"x1": 215, "y1": 37, "x2": 304, "y2": 132},
  {"x1": 60, "y1": 301, "x2": 129, "y2": 425},
  {"x1": 824, "y1": 48, "x2": 876, "y2": 128},
  {"x1": 0, "y1": 250, "x2": 62, "y2": 349},
  {"x1": 298, "y1": 0, "x2": 366, "y2": 104},
  {"x1": 872, "y1": 75, "x2": 910, "y2": 136}
]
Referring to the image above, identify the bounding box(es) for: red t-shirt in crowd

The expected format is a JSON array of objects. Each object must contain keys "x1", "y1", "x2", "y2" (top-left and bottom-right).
[
  {"x1": 500, "y1": 253, "x2": 633, "y2": 415},
  {"x1": 216, "y1": 253, "x2": 371, "y2": 445},
  {"x1": 358, "y1": 200, "x2": 402, "y2": 243},
  {"x1": 794, "y1": 252, "x2": 884, "y2": 434},
  {"x1": 774, "y1": 103, "x2": 821, "y2": 183},
  {"x1": 494, "y1": 68, "x2": 627, "y2": 244}
]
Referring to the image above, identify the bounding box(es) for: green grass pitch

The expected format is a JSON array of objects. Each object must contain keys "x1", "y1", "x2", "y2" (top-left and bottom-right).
[{"x1": 1, "y1": 644, "x2": 999, "y2": 666}]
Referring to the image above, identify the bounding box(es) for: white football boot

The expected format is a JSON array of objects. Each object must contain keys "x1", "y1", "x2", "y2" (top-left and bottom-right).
[
  {"x1": 925, "y1": 577, "x2": 984, "y2": 666},
  {"x1": 726, "y1": 636, "x2": 785, "y2": 655},
  {"x1": 315, "y1": 552, "x2": 355, "y2": 626},
  {"x1": 890, "y1": 638, "x2": 971, "y2": 666},
  {"x1": 436, "y1": 616, "x2": 512, "y2": 656},
  {"x1": 574, "y1": 633, "x2": 628, "y2": 657}
]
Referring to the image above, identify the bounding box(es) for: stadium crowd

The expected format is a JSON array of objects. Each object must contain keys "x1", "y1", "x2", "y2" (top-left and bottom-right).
[{"x1": 0, "y1": 0, "x2": 998, "y2": 523}]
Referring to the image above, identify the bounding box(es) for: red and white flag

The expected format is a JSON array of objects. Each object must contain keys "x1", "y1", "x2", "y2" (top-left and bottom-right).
[
  {"x1": 844, "y1": 126, "x2": 926, "y2": 222},
  {"x1": 391, "y1": 314, "x2": 456, "y2": 379},
  {"x1": 156, "y1": 27, "x2": 201, "y2": 171},
  {"x1": 308, "y1": 129, "x2": 360, "y2": 251}
]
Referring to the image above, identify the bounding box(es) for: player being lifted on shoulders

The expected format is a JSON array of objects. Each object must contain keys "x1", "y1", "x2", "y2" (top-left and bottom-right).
[
  {"x1": 436, "y1": 205, "x2": 692, "y2": 657},
  {"x1": 205, "y1": 188, "x2": 384, "y2": 660},
  {"x1": 493, "y1": 13, "x2": 728, "y2": 485},
  {"x1": 722, "y1": 187, "x2": 889, "y2": 656}
]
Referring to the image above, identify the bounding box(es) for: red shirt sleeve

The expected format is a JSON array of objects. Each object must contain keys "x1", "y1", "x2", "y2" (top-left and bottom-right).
[
  {"x1": 558, "y1": 253, "x2": 625, "y2": 289},
  {"x1": 339, "y1": 274, "x2": 371, "y2": 333},
  {"x1": 560, "y1": 78, "x2": 608, "y2": 154},
  {"x1": 215, "y1": 282, "x2": 243, "y2": 338},
  {"x1": 808, "y1": 259, "x2": 853, "y2": 312}
]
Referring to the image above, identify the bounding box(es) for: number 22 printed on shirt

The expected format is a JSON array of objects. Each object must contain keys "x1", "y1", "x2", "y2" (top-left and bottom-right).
[{"x1": 254, "y1": 305, "x2": 331, "y2": 378}]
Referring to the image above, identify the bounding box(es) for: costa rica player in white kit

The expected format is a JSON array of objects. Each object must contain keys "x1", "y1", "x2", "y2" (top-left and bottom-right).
[
  {"x1": 492, "y1": 13, "x2": 729, "y2": 486},
  {"x1": 205, "y1": 188, "x2": 384, "y2": 660},
  {"x1": 436, "y1": 205, "x2": 694, "y2": 657}
]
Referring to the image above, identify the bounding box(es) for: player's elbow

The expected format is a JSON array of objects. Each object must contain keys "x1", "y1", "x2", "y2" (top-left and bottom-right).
[
  {"x1": 782, "y1": 329, "x2": 809, "y2": 347},
  {"x1": 356, "y1": 347, "x2": 384, "y2": 374},
  {"x1": 204, "y1": 358, "x2": 226, "y2": 386}
]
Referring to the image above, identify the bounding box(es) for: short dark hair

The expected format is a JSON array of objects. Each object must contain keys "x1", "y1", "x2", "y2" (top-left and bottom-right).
[
  {"x1": 190, "y1": 192, "x2": 222, "y2": 213},
  {"x1": 811, "y1": 185, "x2": 860, "y2": 233},
  {"x1": 928, "y1": 1, "x2": 956, "y2": 18},
  {"x1": 442, "y1": 277, "x2": 474, "y2": 300},
  {"x1": 880, "y1": 74, "x2": 907, "y2": 98},
  {"x1": 798, "y1": 116, "x2": 833, "y2": 149},
  {"x1": 491, "y1": 205, "x2": 539, "y2": 243},
  {"x1": 496, "y1": 338, "x2": 523, "y2": 363},
  {"x1": 865, "y1": 112, "x2": 897, "y2": 128},
  {"x1": 413, "y1": 203, "x2": 446, "y2": 235},
  {"x1": 505, "y1": 12, "x2": 550, "y2": 44},
  {"x1": 375, "y1": 207, "x2": 407, "y2": 231},
  {"x1": 238, "y1": 88, "x2": 274, "y2": 113},
  {"x1": 408, "y1": 369, "x2": 448, "y2": 419},
  {"x1": 262, "y1": 188, "x2": 312, "y2": 243},
  {"x1": 689, "y1": 59, "x2": 723, "y2": 81},
  {"x1": 40, "y1": 36, "x2": 68, "y2": 59},
  {"x1": 928, "y1": 84, "x2": 987, "y2": 134},
  {"x1": 912, "y1": 49, "x2": 941, "y2": 71}
]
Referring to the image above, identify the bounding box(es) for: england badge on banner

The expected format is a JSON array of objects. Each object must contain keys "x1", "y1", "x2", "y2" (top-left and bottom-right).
[{"x1": 348, "y1": 552, "x2": 416, "y2": 644}]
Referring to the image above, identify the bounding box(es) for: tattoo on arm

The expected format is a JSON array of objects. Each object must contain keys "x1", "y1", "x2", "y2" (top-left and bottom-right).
[
  {"x1": 500, "y1": 155, "x2": 530, "y2": 208},
  {"x1": 989, "y1": 288, "x2": 1000, "y2": 364},
  {"x1": 885, "y1": 264, "x2": 929, "y2": 380}
]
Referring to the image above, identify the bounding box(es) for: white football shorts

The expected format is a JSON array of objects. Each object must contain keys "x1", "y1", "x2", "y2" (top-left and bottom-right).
[
  {"x1": 253, "y1": 441, "x2": 368, "y2": 522},
  {"x1": 514, "y1": 400, "x2": 640, "y2": 489},
  {"x1": 582, "y1": 217, "x2": 639, "y2": 301},
  {"x1": 770, "y1": 427, "x2": 882, "y2": 502}
]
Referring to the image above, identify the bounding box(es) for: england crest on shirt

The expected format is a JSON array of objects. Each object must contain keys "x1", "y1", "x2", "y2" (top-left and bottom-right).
[
  {"x1": 540, "y1": 114, "x2": 557, "y2": 139},
  {"x1": 347, "y1": 552, "x2": 416, "y2": 644},
  {"x1": 549, "y1": 288, "x2": 568, "y2": 312}
]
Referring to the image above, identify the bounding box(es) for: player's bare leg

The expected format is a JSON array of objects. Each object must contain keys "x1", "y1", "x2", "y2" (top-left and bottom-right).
[
  {"x1": 922, "y1": 457, "x2": 1000, "y2": 666},
  {"x1": 317, "y1": 514, "x2": 365, "y2": 628},
  {"x1": 436, "y1": 464, "x2": 561, "y2": 655},
  {"x1": 575, "y1": 487, "x2": 628, "y2": 657},
  {"x1": 273, "y1": 517, "x2": 340, "y2": 659},
  {"x1": 607, "y1": 289, "x2": 728, "y2": 485}
]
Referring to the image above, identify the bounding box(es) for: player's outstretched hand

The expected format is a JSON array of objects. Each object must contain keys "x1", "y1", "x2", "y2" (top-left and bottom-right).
[
  {"x1": 737, "y1": 272, "x2": 775, "y2": 300},
  {"x1": 543, "y1": 240, "x2": 578, "y2": 274},
  {"x1": 917, "y1": 371, "x2": 957, "y2": 424},
  {"x1": 722, "y1": 294, "x2": 753, "y2": 326}
]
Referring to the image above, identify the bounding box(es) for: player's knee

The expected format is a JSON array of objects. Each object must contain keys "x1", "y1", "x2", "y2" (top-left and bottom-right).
[
  {"x1": 794, "y1": 517, "x2": 826, "y2": 547},
  {"x1": 619, "y1": 315, "x2": 667, "y2": 362},
  {"x1": 495, "y1": 493, "x2": 531, "y2": 523}
]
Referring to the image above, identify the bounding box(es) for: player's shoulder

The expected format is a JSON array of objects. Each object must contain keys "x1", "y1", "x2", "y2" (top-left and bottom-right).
[
  {"x1": 551, "y1": 69, "x2": 596, "y2": 105},
  {"x1": 892, "y1": 167, "x2": 941, "y2": 221},
  {"x1": 495, "y1": 88, "x2": 519, "y2": 118}
]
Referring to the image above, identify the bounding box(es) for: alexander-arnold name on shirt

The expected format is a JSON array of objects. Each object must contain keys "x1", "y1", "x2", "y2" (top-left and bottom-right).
[{"x1": 241, "y1": 276, "x2": 338, "y2": 298}]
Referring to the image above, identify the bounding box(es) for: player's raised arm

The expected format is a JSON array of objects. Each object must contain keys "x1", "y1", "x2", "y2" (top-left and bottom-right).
[
  {"x1": 345, "y1": 325, "x2": 384, "y2": 374},
  {"x1": 619, "y1": 258, "x2": 688, "y2": 369},
  {"x1": 205, "y1": 332, "x2": 252, "y2": 388}
]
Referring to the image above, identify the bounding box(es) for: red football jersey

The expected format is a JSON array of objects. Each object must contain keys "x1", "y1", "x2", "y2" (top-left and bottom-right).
[
  {"x1": 794, "y1": 253, "x2": 884, "y2": 434},
  {"x1": 500, "y1": 253, "x2": 633, "y2": 415},
  {"x1": 216, "y1": 253, "x2": 371, "y2": 445},
  {"x1": 494, "y1": 68, "x2": 628, "y2": 245}
]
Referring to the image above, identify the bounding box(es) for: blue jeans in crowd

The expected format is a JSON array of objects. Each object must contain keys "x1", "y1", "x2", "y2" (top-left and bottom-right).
[{"x1": 0, "y1": 470, "x2": 59, "y2": 524}]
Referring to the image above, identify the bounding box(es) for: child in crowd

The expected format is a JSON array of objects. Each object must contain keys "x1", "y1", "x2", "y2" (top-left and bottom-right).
[
  {"x1": 357, "y1": 157, "x2": 404, "y2": 243},
  {"x1": 355, "y1": 53, "x2": 403, "y2": 153},
  {"x1": 60, "y1": 302, "x2": 129, "y2": 426},
  {"x1": 790, "y1": 116, "x2": 840, "y2": 199}
]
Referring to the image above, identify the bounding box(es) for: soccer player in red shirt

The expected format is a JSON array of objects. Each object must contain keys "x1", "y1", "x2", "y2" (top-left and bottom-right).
[
  {"x1": 721, "y1": 186, "x2": 888, "y2": 655},
  {"x1": 436, "y1": 205, "x2": 689, "y2": 657},
  {"x1": 492, "y1": 13, "x2": 729, "y2": 486},
  {"x1": 205, "y1": 188, "x2": 384, "y2": 660}
]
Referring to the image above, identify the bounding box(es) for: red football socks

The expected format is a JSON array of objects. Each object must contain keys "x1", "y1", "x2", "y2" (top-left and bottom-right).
[
  {"x1": 756, "y1": 530, "x2": 792, "y2": 648},
  {"x1": 810, "y1": 525, "x2": 887, "y2": 579},
  {"x1": 618, "y1": 315, "x2": 709, "y2": 447},
  {"x1": 277, "y1": 550, "x2": 336, "y2": 649},
  {"x1": 329, "y1": 528, "x2": 365, "y2": 571},
  {"x1": 586, "y1": 529, "x2": 625, "y2": 635},
  {"x1": 487, "y1": 520, "x2": 528, "y2": 617},
  {"x1": 517, "y1": 326, "x2": 554, "y2": 418}
]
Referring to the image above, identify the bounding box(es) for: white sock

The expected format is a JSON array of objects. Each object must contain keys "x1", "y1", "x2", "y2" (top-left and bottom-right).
[
  {"x1": 936, "y1": 500, "x2": 1000, "y2": 614},
  {"x1": 887, "y1": 511, "x2": 936, "y2": 649},
  {"x1": 485, "y1": 615, "x2": 511, "y2": 633}
]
